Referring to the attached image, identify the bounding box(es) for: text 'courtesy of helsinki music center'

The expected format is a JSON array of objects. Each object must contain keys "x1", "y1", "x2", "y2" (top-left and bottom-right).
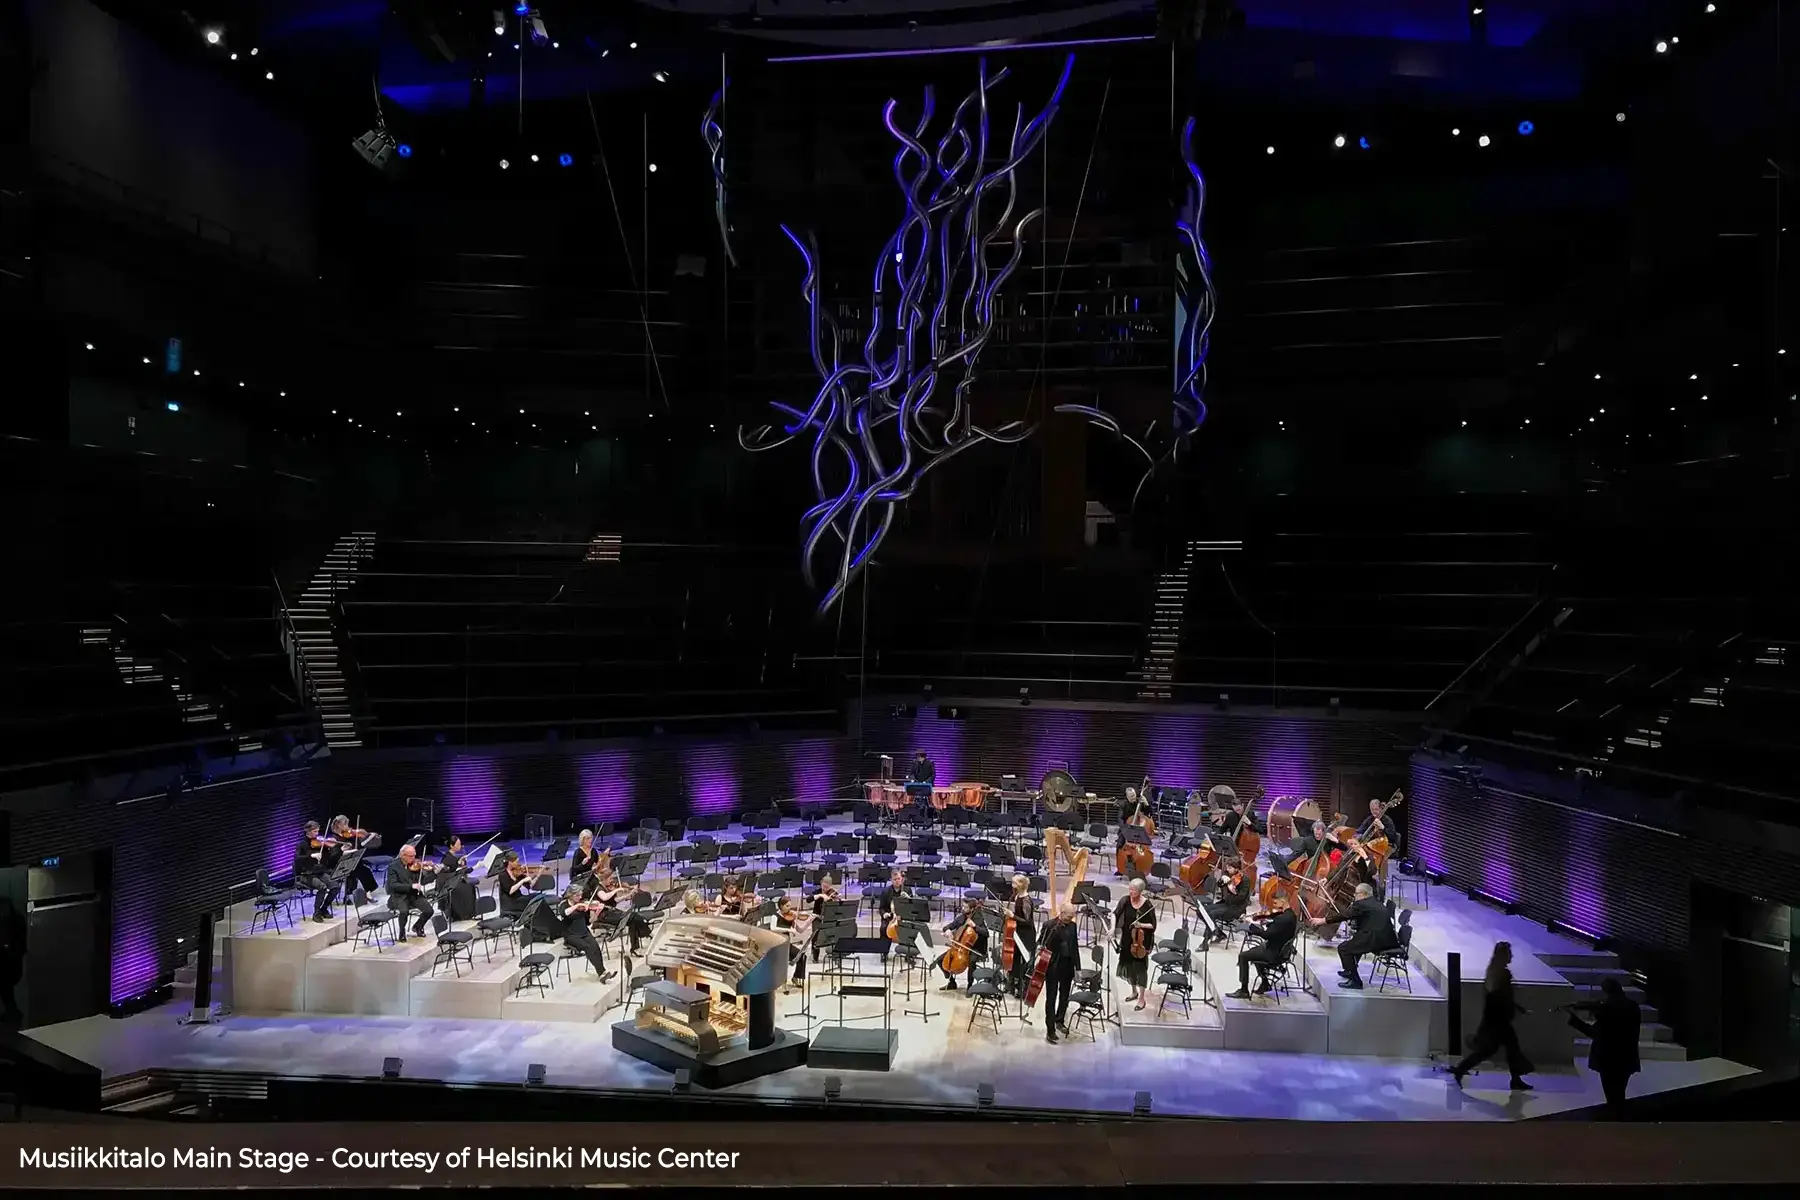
[{"x1": 19, "y1": 1146, "x2": 744, "y2": 1173}]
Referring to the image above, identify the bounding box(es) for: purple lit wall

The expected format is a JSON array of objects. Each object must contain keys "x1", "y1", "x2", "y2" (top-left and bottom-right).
[
  {"x1": 787, "y1": 737, "x2": 839, "y2": 802},
  {"x1": 1406, "y1": 757, "x2": 1449, "y2": 876},
  {"x1": 442, "y1": 756, "x2": 507, "y2": 832},
  {"x1": 1254, "y1": 719, "x2": 1320, "y2": 809},
  {"x1": 1146, "y1": 712, "x2": 1204, "y2": 795},
  {"x1": 686, "y1": 744, "x2": 739, "y2": 815},
  {"x1": 1561, "y1": 810, "x2": 1611, "y2": 940},
  {"x1": 577, "y1": 750, "x2": 634, "y2": 827},
  {"x1": 885, "y1": 707, "x2": 967, "y2": 783},
  {"x1": 1025, "y1": 709, "x2": 1090, "y2": 785}
]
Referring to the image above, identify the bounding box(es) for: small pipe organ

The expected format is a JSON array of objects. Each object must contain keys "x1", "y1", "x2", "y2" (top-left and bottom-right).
[{"x1": 639, "y1": 915, "x2": 788, "y2": 1054}]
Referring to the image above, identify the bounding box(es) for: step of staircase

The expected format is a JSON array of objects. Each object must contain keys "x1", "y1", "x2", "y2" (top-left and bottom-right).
[{"x1": 286, "y1": 532, "x2": 377, "y2": 748}]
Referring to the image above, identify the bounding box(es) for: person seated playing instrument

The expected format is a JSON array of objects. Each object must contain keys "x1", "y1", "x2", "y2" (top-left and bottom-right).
[
  {"x1": 1228, "y1": 892, "x2": 1298, "y2": 998},
  {"x1": 682, "y1": 889, "x2": 708, "y2": 914},
  {"x1": 1210, "y1": 795, "x2": 1266, "y2": 837},
  {"x1": 1202, "y1": 858, "x2": 1252, "y2": 943},
  {"x1": 549, "y1": 884, "x2": 617, "y2": 983},
  {"x1": 1310, "y1": 882, "x2": 1395, "y2": 989},
  {"x1": 878, "y1": 869, "x2": 910, "y2": 922},
  {"x1": 329, "y1": 816, "x2": 381, "y2": 904},
  {"x1": 810, "y1": 874, "x2": 841, "y2": 962},
  {"x1": 497, "y1": 851, "x2": 540, "y2": 918},
  {"x1": 715, "y1": 875, "x2": 754, "y2": 918},
  {"x1": 775, "y1": 894, "x2": 813, "y2": 989},
  {"x1": 936, "y1": 897, "x2": 990, "y2": 991},
  {"x1": 434, "y1": 835, "x2": 478, "y2": 923},
  {"x1": 292, "y1": 820, "x2": 338, "y2": 923},
  {"x1": 1356, "y1": 798, "x2": 1399, "y2": 849},
  {"x1": 587, "y1": 855, "x2": 652, "y2": 955},
  {"x1": 570, "y1": 829, "x2": 603, "y2": 885},
  {"x1": 384, "y1": 844, "x2": 436, "y2": 942},
  {"x1": 1116, "y1": 787, "x2": 1151, "y2": 848},
  {"x1": 1296, "y1": 820, "x2": 1344, "y2": 867},
  {"x1": 1114, "y1": 878, "x2": 1157, "y2": 1009}
]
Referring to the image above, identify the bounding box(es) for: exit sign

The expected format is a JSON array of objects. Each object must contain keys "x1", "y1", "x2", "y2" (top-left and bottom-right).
[{"x1": 40, "y1": 856, "x2": 60, "y2": 868}]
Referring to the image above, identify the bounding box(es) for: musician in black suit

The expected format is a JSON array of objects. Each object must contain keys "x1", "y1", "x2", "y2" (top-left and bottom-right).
[
  {"x1": 936, "y1": 897, "x2": 989, "y2": 991},
  {"x1": 549, "y1": 885, "x2": 616, "y2": 982},
  {"x1": 1041, "y1": 906, "x2": 1081, "y2": 1043},
  {"x1": 1568, "y1": 978, "x2": 1641, "y2": 1108},
  {"x1": 1312, "y1": 882, "x2": 1396, "y2": 989},
  {"x1": 384, "y1": 844, "x2": 436, "y2": 941},
  {"x1": 1228, "y1": 893, "x2": 1298, "y2": 998},
  {"x1": 1355, "y1": 798, "x2": 1399, "y2": 849},
  {"x1": 878, "y1": 869, "x2": 910, "y2": 923},
  {"x1": 292, "y1": 821, "x2": 337, "y2": 922},
  {"x1": 909, "y1": 749, "x2": 936, "y2": 787}
]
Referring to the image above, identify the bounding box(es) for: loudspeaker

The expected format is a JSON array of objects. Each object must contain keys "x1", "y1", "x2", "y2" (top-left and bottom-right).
[
  {"x1": 179, "y1": 912, "x2": 217, "y2": 1025},
  {"x1": 382, "y1": 1057, "x2": 403, "y2": 1079},
  {"x1": 1446, "y1": 951, "x2": 1462, "y2": 1057},
  {"x1": 1133, "y1": 1090, "x2": 1152, "y2": 1115}
]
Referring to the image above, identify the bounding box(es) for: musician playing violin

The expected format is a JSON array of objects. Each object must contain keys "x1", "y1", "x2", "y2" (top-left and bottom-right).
[
  {"x1": 1202, "y1": 857, "x2": 1252, "y2": 944},
  {"x1": 809, "y1": 875, "x2": 842, "y2": 965},
  {"x1": 435, "y1": 835, "x2": 478, "y2": 923},
  {"x1": 498, "y1": 851, "x2": 542, "y2": 918},
  {"x1": 586, "y1": 853, "x2": 652, "y2": 954},
  {"x1": 775, "y1": 894, "x2": 812, "y2": 989},
  {"x1": 384, "y1": 844, "x2": 437, "y2": 941},
  {"x1": 1114, "y1": 878, "x2": 1157, "y2": 1009},
  {"x1": 937, "y1": 896, "x2": 989, "y2": 991},
  {"x1": 329, "y1": 816, "x2": 381, "y2": 904},
  {"x1": 550, "y1": 885, "x2": 616, "y2": 983},
  {"x1": 292, "y1": 820, "x2": 337, "y2": 923},
  {"x1": 570, "y1": 829, "x2": 604, "y2": 885},
  {"x1": 715, "y1": 875, "x2": 754, "y2": 919},
  {"x1": 1228, "y1": 892, "x2": 1298, "y2": 999}
]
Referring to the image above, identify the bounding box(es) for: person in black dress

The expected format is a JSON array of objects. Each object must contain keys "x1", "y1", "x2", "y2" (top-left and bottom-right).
[
  {"x1": 1006, "y1": 874, "x2": 1039, "y2": 998},
  {"x1": 1311, "y1": 882, "x2": 1395, "y2": 989},
  {"x1": 1568, "y1": 977, "x2": 1641, "y2": 1109},
  {"x1": 1114, "y1": 878, "x2": 1157, "y2": 1009},
  {"x1": 1452, "y1": 941, "x2": 1535, "y2": 1090},
  {"x1": 384, "y1": 844, "x2": 436, "y2": 941},
  {"x1": 434, "y1": 836, "x2": 478, "y2": 922},
  {"x1": 936, "y1": 897, "x2": 989, "y2": 991},
  {"x1": 775, "y1": 894, "x2": 812, "y2": 988},
  {"x1": 549, "y1": 885, "x2": 616, "y2": 983},
  {"x1": 1041, "y1": 906, "x2": 1081, "y2": 1043},
  {"x1": 497, "y1": 852, "x2": 541, "y2": 918},
  {"x1": 1228, "y1": 893, "x2": 1298, "y2": 998},
  {"x1": 588, "y1": 854, "x2": 652, "y2": 954}
]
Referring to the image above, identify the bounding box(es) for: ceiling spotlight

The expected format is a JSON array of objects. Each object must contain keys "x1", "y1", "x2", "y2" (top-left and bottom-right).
[
  {"x1": 250, "y1": 47, "x2": 258, "y2": 56},
  {"x1": 204, "y1": 29, "x2": 221, "y2": 45},
  {"x1": 1599, "y1": 407, "x2": 1605, "y2": 414},
  {"x1": 193, "y1": 369, "x2": 201, "y2": 376},
  {"x1": 530, "y1": 154, "x2": 540, "y2": 163},
  {"x1": 1594, "y1": 373, "x2": 1602, "y2": 380},
  {"x1": 84, "y1": 342, "x2": 94, "y2": 350},
  {"x1": 559, "y1": 152, "x2": 574, "y2": 167},
  {"x1": 653, "y1": 71, "x2": 668, "y2": 83},
  {"x1": 1333, "y1": 135, "x2": 1345, "y2": 147},
  {"x1": 1517, "y1": 120, "x2": 1534, "y2": 136},
  {"x1": 495, "y1": 23, "x2": 505, "y2": 34},
  {"x1": 648, "y1": 162, "x2": 658, "y2": 173},
  {"x1": 1707, "y1": 3, "x2": 1716, "y2": 10},
  {"x1": 265, "y1": 71, "x2": 274, "y2": 80},
  {"x1": 1266, "y1": 145, "x2": 1275, "y2": 155},
  {"x1": 397, "y1": 143, "x2": 413, "y2": 158},
  {"x1": 1524, "y1": 418, "x2": 1531, "y2": 424},
  {"x1": 519, "y1": 408, "x2": 525, "y2": 414},
  {"x1": 1616, "y1": 112, "x2": 1627, "y2": 122},
  {"x1": 1478, "y1": 134, "x2": 1491, "y2": 147},
  {"x1": 142, "y1": 356, "x2": 151, "y2": 364},
  {"x1": 1461, "y1": 420, "x2": 1467, "y2": 427},
  {"x1": 453, "y1": 406, "x2": 459, "y2": 412},
  {"x1": 515, "y1": 2, "x2": 529, "y2": 12},
  {"x1": 279, "y1": 391, "x2": 286, "y2": 397},
  {"x1": 629, "y1": 41, "x2": 638, "y2": 49},
  {"x1": 1452, "y1": 127, "x2": 1461, "y2": 136},
  {"x1": 166, "y1": 401, "x2": 181, "y2": 413},
  {"x1": 601, "y1": 48, "x2": 610, "y2": 57},
  {"x1": 552, "y1": 41, "x2": 559, "y2": 48},
  {"x1": 331, "y1": 409, "x2": 338, "y2": 415},
  {"x1": 238, "y1": 381, "x2": 245, "y2": 388},
  {"x1": 1655, "y1": 40, "x2": 1668, "y2": 53},
  {"x1": 230, "y1": 52, "x2": 237, "y2": 60},
  {"x1": 1358, "y1": 136, "x2": 1369, "y2": 150},
  {"x1": 499, "y1": 158, "x2": 509, "y2": 169}
]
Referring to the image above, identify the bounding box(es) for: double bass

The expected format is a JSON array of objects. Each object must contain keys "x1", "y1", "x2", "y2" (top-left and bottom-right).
[{"x1": 1115, "y1": 781, "x2": 1157, "y2": 878}]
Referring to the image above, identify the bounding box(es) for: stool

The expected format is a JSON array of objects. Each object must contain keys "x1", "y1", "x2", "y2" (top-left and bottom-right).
[{"x1": 516, "y1": 952, "x2": 554, "y2": 996}]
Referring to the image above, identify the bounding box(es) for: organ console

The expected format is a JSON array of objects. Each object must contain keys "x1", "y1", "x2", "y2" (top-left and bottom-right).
[{"x1": 625, "y1": 915, "x2": 790, "y2": 1068}]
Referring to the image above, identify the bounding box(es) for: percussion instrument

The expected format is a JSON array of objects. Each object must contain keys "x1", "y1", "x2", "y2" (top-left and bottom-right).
[
  {"x1": 1264, "y1": 796, "x2": 1323, "y2": 848},
  {"x1": 1039, "y1": 769, "x2": 1078, "y2": 814},
  {"x1": 865, "y1": 781, "x2": 908, "y2": 810},
  {"x1": 949, "y1": 782, "x2": 990, "y2": 809},
  {"x1": 929, "y1": 786, "x2": 962, "y2": 811}
]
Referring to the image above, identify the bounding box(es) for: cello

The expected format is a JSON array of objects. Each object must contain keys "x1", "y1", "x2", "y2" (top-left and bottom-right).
[{"x1": 940, "y1": 903, "x2": 988, "y2": 975}]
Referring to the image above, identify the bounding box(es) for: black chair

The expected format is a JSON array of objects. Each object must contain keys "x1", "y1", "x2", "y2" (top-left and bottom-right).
[
  {"x1": 1261, "y1": 940, "x2": 1303, "y2": 1001},
  {"x1": 1156, "y1": 956, "x2": 1194, "y2": 1018},
  {"x1": 1371, "y1": 915, "x2": 1414, "y2": 993},
  {"x1": 474, "y1": 895, "x2": 516, "y2": 962},
  {"x1": 353, "y1": 908, "x2": 396, "y2": 953},
  {"x1": 1153, "y1": 925, "x2": 1189, "y2": 965},
  {"x1": 428, "y1": 914, "x2": 476, "y2": 978},
  {"x1": 249, "y1": 869, "x2": 291, "y2": 934},
  {"x1": 965, "y1": 958, "x2": 1006, "y2": 1034},
  {"x1": 516, "y1": 952, "x2": 554, "y2": 996}
]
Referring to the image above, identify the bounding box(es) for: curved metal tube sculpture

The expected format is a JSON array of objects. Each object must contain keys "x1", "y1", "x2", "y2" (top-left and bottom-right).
[
  {"x1": 741, "y1": 55, "x2": 1074, "y2": 615},
  {"x1": 1052, "y1": 115, "x2": 1215, "y2": 510},
  {"x1": 701, "y1": 86, "x2": 737, "y2": 267}
]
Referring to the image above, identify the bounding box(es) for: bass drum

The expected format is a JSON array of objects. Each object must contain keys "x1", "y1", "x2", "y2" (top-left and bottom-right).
[{"x1": 1265, "y1": 797, "x2": 1322, "y2": 850}]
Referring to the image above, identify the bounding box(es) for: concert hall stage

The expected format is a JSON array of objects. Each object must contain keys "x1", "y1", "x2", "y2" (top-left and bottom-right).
[{"x1": 29, "y1": 817, "x2": 1754, "y2": 1123}]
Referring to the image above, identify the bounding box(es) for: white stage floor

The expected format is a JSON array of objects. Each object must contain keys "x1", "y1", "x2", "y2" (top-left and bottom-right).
[{"x1": 31, "y1": 813, "x2": 1754, "y2": 1121}]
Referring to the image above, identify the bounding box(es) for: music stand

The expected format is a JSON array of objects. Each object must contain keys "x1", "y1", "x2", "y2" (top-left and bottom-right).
[
  {"x1": 896, "y1": 920, "x2": 937, "y2": 1021},
  {"x1": 1117, "y1": 825, "x2": 1153, "y2": 879},
  {"x1": 329, "y1": 849, "x2": 373, "y2": 941},
  {"x1": 403, "y1": 796, "x2": 435, "y2": 833}
]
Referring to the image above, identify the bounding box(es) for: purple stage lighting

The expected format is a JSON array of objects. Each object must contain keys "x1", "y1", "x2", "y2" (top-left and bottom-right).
[
  {"x1": 442, "y1": 755, "x2": 507, "y2": 831},
  {"x1": 578, "y1": 750, "x2": 634, "y2": 825},
  {"x1": 687, "y1": 744, "x2": 739, "y2": 816}
]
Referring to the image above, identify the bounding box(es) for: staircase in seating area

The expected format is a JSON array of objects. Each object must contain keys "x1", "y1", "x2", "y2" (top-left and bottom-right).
[
  {"x1": 1536, "y1": 949, "x2": 1688, "y2": 1062},
  {"x1": 287, "y1": 533, "x2": 376, "y2": 749},
  {"x1": 1135, "y1": 541, "x2": 1240, "y2": 700},
  {"x1": 80, "y1": 623, "x2": 244, "y2": 749}
]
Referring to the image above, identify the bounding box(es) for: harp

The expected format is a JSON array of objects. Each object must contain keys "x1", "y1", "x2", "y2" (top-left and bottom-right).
[{"x1": 1042, "y1": 826, "x2": 1090, "y2": 916}]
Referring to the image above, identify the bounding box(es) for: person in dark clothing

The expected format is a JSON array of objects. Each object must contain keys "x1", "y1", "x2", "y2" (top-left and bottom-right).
[
  {"x1": 878, "y1": 869, "x2": 911, "y2": 926},
  {"x1": 1006, "y1": 875, "x2": 1040, "y2": 998},
  {"x1": 292, "y1": 821, "x2": 338, "y2": 922},
  {"x1": 497, "y1": 853, "x2": 541, "y2": 918},
  {"x1": 549, "y1": 886, "x2": 616, "y2": 983},
  {"x1": 1202, "y1": 860, "x2": 1252, "y2": 943},
  {"x1": 570, "y1": 829, "x2": 604, "y2": 885},
  {"x1": 1228, "y1": 894, "x2": 1298, "y2": 998},
  {"x1": 384, "y1": 845, "x2": 436, "y2": 941},
  {"x1": 1452, "y1": 941, "x2": 1535, "y2": 1090},
  {"x1": 1568, "y1": 977, "x2": 1641, "y2": 1109},
  {"x1": 1114, "y1": 879, "x2": 1158, "y2": 1008},
  {"x1": 329, "y1": 816, "x2": 381, "y2": 903},
  {"x1": 434, "y1": 836, "x2": 477, "y2": 922},
  {"x1": 1041, "y1": 905, "x2": 1081, "y2": 1042},
  {"x1": 1312, "y1": 882, "x2": 1396, "y2": 988},
  {"x1": 0, "y1": 898, "x2": 25, "y2": 1022},
  {"x1": 909, "y1": 750, "x2": 936, "y2": 787},
  {"x1": 1210, "y1": 794, "x2": 1267, "y2": 840},
  {"x1": 936, "y1": 898, "x2": 989, "y2": 990}
]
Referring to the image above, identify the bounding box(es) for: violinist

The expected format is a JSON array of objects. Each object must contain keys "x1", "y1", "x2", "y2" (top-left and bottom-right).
[
  {"x1": 588, "y1": 853, "x2": 651, "y2": 955},
  {"x1": 1114, "y1": 878, "x2": 1157, "y2": 1009},
  {"x1": 1006, "y1": 874, "x2": 1039, "y2": 998},
  {"x1": 1202, "y1": 857, "x2": 1252, "y2": 944},
  {"x1": 937, "y1": 897, "x2": 989, "y2": 991},
  {"x1": 775, "y1": 894, "x2": 812, "y2": 990},
  {"x1": 716, "y1": 875, "x2": 754, "y2": 919},
  {"x1": 809, "y1": 875, "x2": 841, "y2": 964},
  {"x1": 1228, "y1": 892, "x2": 1298, "y2": 999},
  {"x1": 1041, "y1": 905, "x2": 1081, "y2": 1043},
  {"x1": 570, "y1": 829, "x2": 603, "y2": 885},
  {"x1": 497, "y1": 852, "x2": 542, "y2": 918},
  {"x1": 550, "y1": 885, "x2": 616, "y2": 983},
  {"x1": 292, "y1": 820, "x2": 337, "y2": 923},
  {"x1": 435, "y1": 836, "x2": 477, "y2": 923},
  {"x1": 384, "y1": 844, "x2": 437, "y2": 941},
  {"x1": 1309, "y1": 881, "x2": 1394, "y2": 990},
  {"x1": 330, "y1": 816, "x2": 381, "y2": 903},
  {"x1": 682, "y1": 889, "x2": 708, "y2": 914}
]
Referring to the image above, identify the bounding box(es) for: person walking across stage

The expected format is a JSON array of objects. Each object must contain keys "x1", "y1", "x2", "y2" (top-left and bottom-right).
[
  {"x1": 1452, "y1": 940, "x2": 1535, "y2": 1091},
  {"x1": 1041, "y1": 905, "x2": 1081, "y2": 1043},
  {"x1": 1568, "y1": 977, "x2": 1641, "y2": 1110}
]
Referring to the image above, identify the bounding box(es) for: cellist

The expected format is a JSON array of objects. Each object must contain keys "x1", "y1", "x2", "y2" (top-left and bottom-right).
[
  {"x1": 1006, "y1": 874, "x2": 1038, "y2": 999},
  {"x1": 936, "y1": 896, "x2": 989, "y2": 992}
]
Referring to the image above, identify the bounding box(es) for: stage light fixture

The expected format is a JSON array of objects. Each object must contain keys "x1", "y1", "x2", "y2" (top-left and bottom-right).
[
  {"x1": 1517, "y1": 121, "x2": 1534, "y2": 135},
  {"x1": 251, "y1": 48, "x2": 258, "y2": 56},
  {"x1": 193, "y1": 369, "x2": 201, "y2": 376},
  {"x1": 495, "y1": 23, "x2": 505, "y2": 34},
  {"x1": 672, "y1": 1069, "x2": 691, "y2": 1093},
  {"x1": 653, "y1": 71, "x2": 668, "y2": 83},
  {"x1": 629, "y1": 41, "x2": 638, "y2": 49},
  {"x1": 1133, "y1": 1091, "x2": 1152, "y2": 1115},
  {"x1": 1452, "y1": 127, "x2": 1461, "y2": 136},
  {"x1": 558, "y1": 152, "x2": 573, "y2": 166},
  {"x1": 530, "y1": 153, "x2": 540, "y2": 163},
  {"x1": 204, "y1": 29, "x2": 221, "y2": 45},
  {"x1": 499, "y1": 158, "x2": 509, "y2": 169},
  {"x1": 1594, "y1": 373, "x2": 1602, "y2": 379},
  {"x1": 1599, "y1": 407, "x2": 1605, "y2": 413},
  {"x1": 1358, "y1": 136, "x2": 1369, "y2": 149},
  {"x1": 648, "y1": 162, "x2": 658, "y2": 173},
  {"x1": 142, "y1": 357, "x2": 151, "y2": 364},
  {"x1": 1616, "y1": 112, "x2": 1627, "y2": 122},
  {"x1": 1655, "y1": 40, "x2": 1668, "y2": 53},
  {"x1": 397, "y1": 143, "x2": 412, "y2": 158},
  {"x1": 1333, "y1": 134, "x2": 1345, "y2": 147},
  {"x1": 1266, "y1": 145, "x2": 1274, "y2": 154},
  {"x1": 1524, "y1": 418, "x2": 1531, "y2": 424},
  {"x1": 265, "y1": 71, "x2": 274, "y2": 80},
  {"x1": 1461, "y1": 420, "x2": 1467, "y2": 426},
  {"x1": 515, "y1": 2, "x2": 528, "y2": 12},
  {"x1": 976, "y1": 1082, "x2": 996, "y2": 1107},
  {"x1": 1477, "y1": 134, "x2": 1491, "y2": 147},
  {"x1": 230, "y1": 52, "x2": 237, "y2": 60},
  {"x1": 1707, "y1": 3, "x2": 1716, "y2": 10},
  {"x1": 166, "y1": 401, "x2": 181, "y2": 413},
  {"x1": 526, "y1": 1063, "x2": 546, "y2": 1085},
  {"x1": 279, "y1": 391, "x2": 286, "y2": 397},
  {"x1": 823, "y1": 1076, "x2": 843, "y2": 1100},
  {"x1": 84, "y1": 342, "x2": 93, "y2": 350},
  {"x1": 353, "y1": 126, "x2": 400, "y2": 171}
]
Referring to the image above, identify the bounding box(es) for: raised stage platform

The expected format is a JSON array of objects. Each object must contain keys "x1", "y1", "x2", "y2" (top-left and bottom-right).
[{"x1": 56, "y1": 810, "x2": 1738, "y2": 1121}]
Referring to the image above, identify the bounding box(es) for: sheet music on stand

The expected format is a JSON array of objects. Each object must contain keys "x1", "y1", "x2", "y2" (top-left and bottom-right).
[
  {"x1": 329, "y1": 849, "x2": 372, "y2": 938},
  {"x1": 476, "y1": 845, "x2": 503, "y2": 878}
]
